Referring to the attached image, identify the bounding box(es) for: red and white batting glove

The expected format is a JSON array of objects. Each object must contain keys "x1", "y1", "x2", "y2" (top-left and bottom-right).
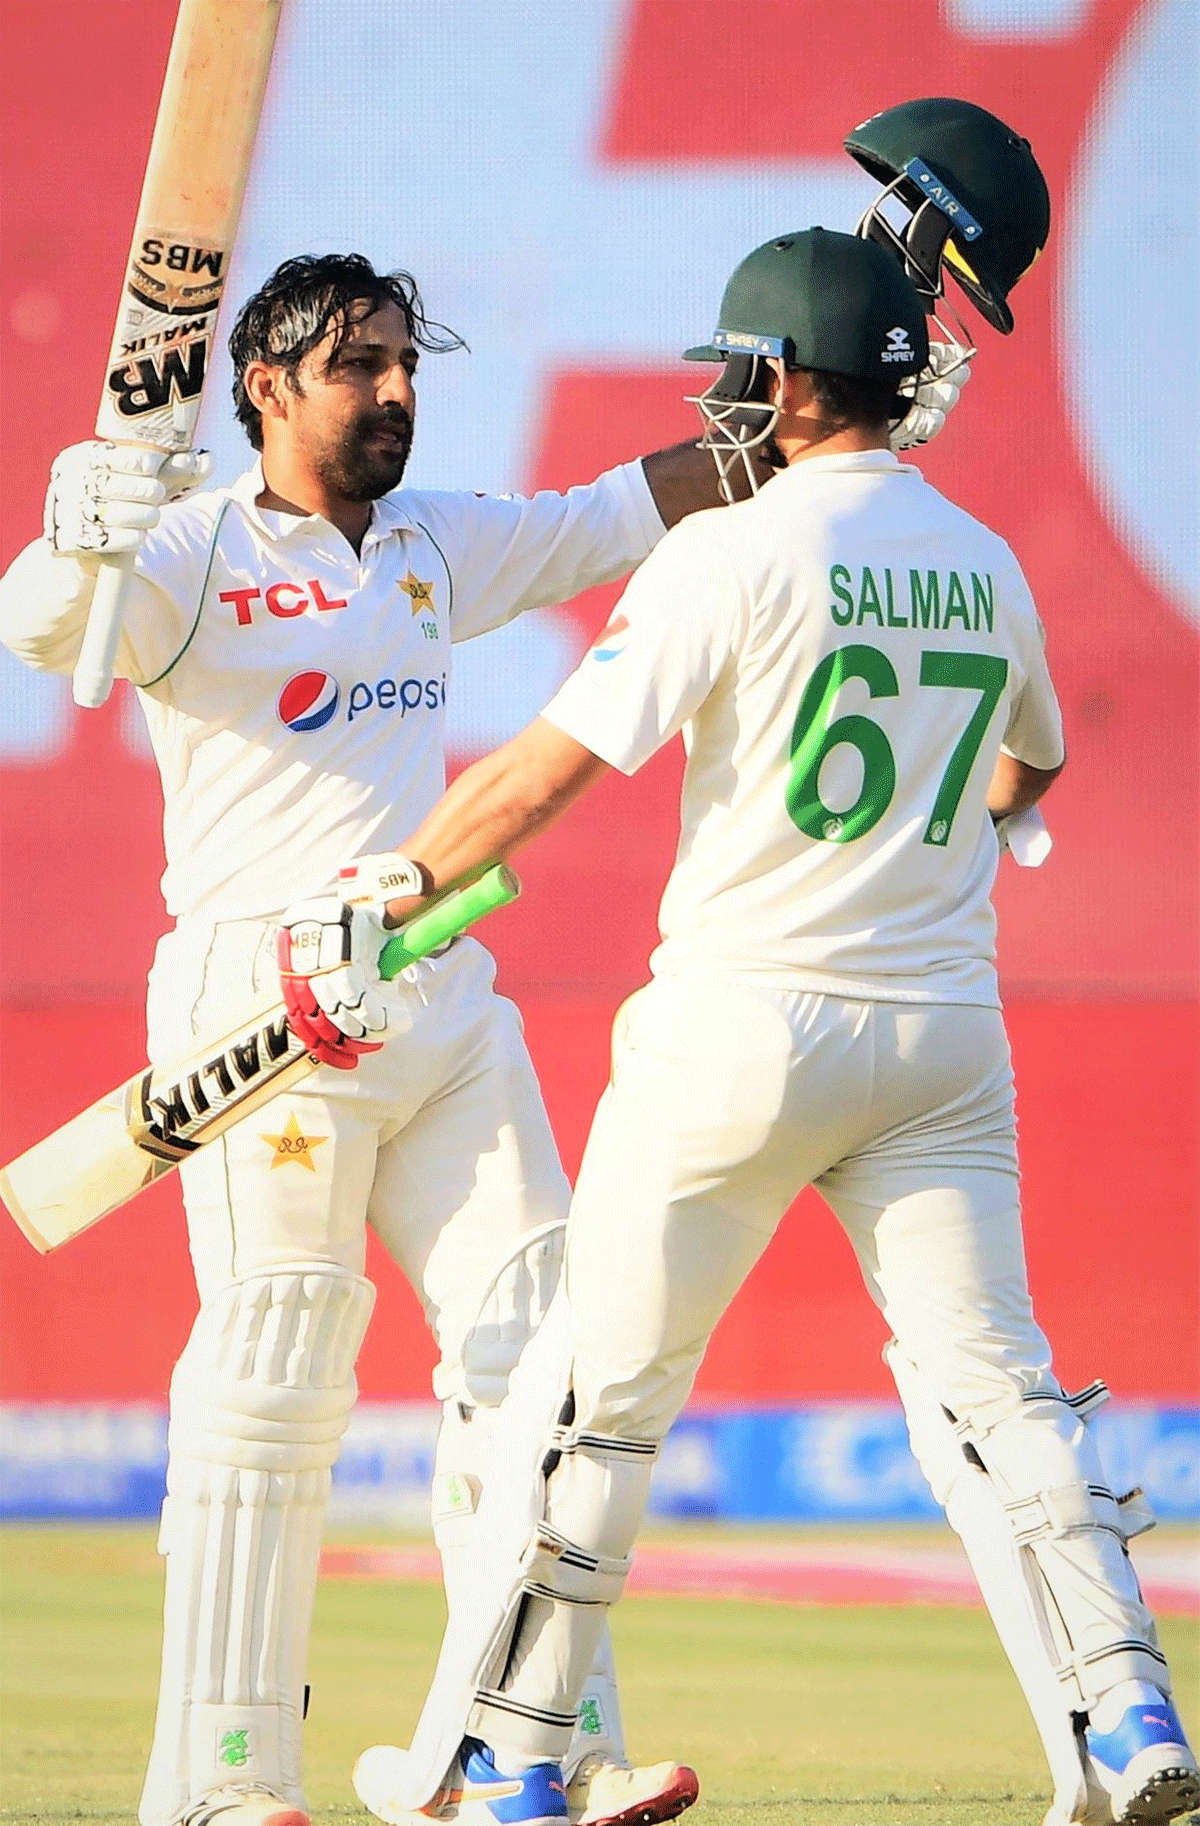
[
  {"x1": 276, "y1": 898, "x2": 391, "y2": 1071},
  {"x1": 337, "y1": 852, "x2": 429, "y2": 916},
  {"x1": 890, "y1": 340, "x2": 973, "y2": 451}
]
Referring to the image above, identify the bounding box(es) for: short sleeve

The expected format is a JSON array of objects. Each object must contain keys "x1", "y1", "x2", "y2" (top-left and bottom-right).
[
  {"x1": 411, "y1": 461, "x2": 666, "y2": 645},
  {"x1": 540, "y1": 513, "x2": 745, "y2": 774},
  {"x1": 1002, "y1": 575, "x2": 1065, "y2": 770}
]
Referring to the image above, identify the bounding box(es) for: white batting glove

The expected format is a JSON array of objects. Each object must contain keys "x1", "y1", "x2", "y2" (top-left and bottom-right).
[
  {"x1": 276, "y1": 898, "x2": 396, "y2": 1070},
  {"x1": 995, "y1": 804, "x2": 1053, "y2": 868},
  {"x1": 890, "y1": 341, "x2": 973, "y2": 451},
  {"x1": 43, "y1": 440, "x2": 212, "y2": 557},
  {"x1": 337, "y1": 852, "x2": 429, "y2": 913}
]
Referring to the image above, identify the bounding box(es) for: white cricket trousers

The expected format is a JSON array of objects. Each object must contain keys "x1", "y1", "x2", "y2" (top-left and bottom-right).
[
  {"x1": 420, "y1": 973, "x2": 1161, "y2": 1788},
  {"x1": 564, "y1": 975, "x2": 1049, "y2": 1441},
  {"x1": 138, "y1": 919, "x2": 574, "y2": 1822},
  {"x1": 146, "y1": 922, "x2": 570, "y2": 1399}
]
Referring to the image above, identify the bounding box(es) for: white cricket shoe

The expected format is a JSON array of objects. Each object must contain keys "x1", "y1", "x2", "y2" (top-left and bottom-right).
[
  {"x1": 353, "y1": 1742, "x2": 437, "y2": 1822},
  {"x1": 1039, "y1": 1728, "x2": 1117, "y2": 1826},
  {"x1": 181, "y1": 1788, "x2": 311, "y2": 1826},
  {"x1": 1040, "y1": 1786, "x2": 1115, "y2": 1826},
  {"x1": 353, "y1": 1743, "x2": 699, "y2": 1826},
  {"x1": 354, "y1": 1741, "x2": 567, "y2": 1825},
  {"x1": 1084, "y1": 1691, "x2": 1200, "y2": 1824},
  {"x1": 566, "y1": 1754, "x2": 700, "y2": 1826}
]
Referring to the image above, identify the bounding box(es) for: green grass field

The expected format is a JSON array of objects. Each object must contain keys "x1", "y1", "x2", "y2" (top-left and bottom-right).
[{"x1": 1, "y1": 1525, "x2": 1197, "y2": 1826}]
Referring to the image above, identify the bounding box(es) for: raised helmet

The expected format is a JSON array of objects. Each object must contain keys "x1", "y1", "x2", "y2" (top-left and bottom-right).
[{"x1": 845, "y1": 97, "x2": 1051, "y2": 333}]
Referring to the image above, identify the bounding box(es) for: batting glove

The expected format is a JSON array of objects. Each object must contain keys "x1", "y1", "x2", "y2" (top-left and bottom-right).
[
  {"x1": 994, "y1": 804, "x2": 1053, "y2": 868},
  {"x1": 337, "y1": 852, "x2": 429, "y2": 914},
  {"x1": 276, "y1": 898, "x2": 392, "y2": 1071},
  {"x1": 44, "y1": 440, "x2": 212, "y2": 557},
  {"x1": 890, "y1": 341, "x2": 973, "y2": 451}
]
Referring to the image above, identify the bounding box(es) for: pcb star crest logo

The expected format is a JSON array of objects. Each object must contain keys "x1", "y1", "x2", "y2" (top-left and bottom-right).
[
  {"x1": 261, "y1": 1111, "x2": 328, "y2": 1171},
  {"x1": 399, "y1": 570, "x2": 435, "y2": 615}
]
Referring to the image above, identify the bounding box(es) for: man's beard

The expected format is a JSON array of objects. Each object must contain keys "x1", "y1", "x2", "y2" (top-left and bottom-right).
[{"x1": 319, "y1": 407, "x2": 415, "y2": 501}]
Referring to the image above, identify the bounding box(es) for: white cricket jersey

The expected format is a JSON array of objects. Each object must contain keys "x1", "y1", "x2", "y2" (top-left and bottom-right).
[
  {"x1": 0, "y1": 460, "x2": 664, "y2": 921},
  {"x1": 543, "y1": 450, "x2": 1064, "y2": 1005}
]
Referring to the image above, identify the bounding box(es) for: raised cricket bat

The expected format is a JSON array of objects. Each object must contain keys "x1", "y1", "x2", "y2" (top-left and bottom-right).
[
  {"x1": 0, "y1": 868, "x2": 521, "y2": 1254},
  {"x1": 73, "y1": 0, "x2": 284, "y2": 709}
]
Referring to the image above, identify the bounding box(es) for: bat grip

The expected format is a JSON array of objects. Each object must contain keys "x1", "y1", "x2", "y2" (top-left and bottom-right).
[
  {"x1": 72, "y1": 552, "x2": 136, "y2": 708},
  {"x1": 377, "y1": 866, "x2": 521, "y2": 979}
]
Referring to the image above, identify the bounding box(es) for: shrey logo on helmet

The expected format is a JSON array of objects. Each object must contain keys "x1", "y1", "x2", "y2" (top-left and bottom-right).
[
  {"x1": 277, "y1": 670, "x2": 340, "y2": 731},
  {"x1": 882, "y1": 326, "x2": 914, "y2": 362}
]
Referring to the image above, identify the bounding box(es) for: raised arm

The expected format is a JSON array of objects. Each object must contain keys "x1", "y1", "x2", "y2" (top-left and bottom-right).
[
  {"x1": 0, "y1": 442, "x2": 210, "y2": 678},
  {"x1": 640, "y1": 436, "x2": 773, "y2": 526}
]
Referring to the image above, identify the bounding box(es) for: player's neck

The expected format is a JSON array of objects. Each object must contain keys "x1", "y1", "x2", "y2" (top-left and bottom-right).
[
  {"x1": 775, "y1": 421, "x2": 890, "y2": 467},
  {"x1": 255, "y1": 456, "x2": 372, "y2": 552}
]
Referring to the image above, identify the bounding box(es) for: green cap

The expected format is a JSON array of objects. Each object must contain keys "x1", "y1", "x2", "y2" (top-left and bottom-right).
[{"x1": 685, "y1": 227, "x2": 929, "y2": 382}]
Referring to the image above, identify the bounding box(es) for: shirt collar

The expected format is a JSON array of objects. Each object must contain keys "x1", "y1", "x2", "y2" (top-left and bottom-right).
[
  {"x1": 774, "y1": 449, "x2": 914, "y2": 480},
  {"x1": 230, "y1": 459, "x2": 418, "y2": 545}
]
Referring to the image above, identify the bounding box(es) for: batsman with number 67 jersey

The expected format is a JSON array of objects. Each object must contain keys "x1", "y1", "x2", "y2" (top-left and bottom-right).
[{"x1": 348, "y1": 231, "x2": 1198, "y2": 1826}]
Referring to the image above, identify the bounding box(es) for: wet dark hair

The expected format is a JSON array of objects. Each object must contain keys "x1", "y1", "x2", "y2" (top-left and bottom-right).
[
  {"x1": 803, "y1": 367, "x2": 903, "y2": 432},
  {"x1": 229, "y1": 252, "x2": 465, "y2": 448}
]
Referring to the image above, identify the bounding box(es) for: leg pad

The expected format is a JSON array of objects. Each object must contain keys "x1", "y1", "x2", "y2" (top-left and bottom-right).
[{"x1": 139, "y1": 1267, "x2": 374, "y2": 1826}]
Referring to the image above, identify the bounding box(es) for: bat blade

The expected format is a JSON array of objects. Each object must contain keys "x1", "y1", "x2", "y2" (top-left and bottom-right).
[
  {"x1": 1, "y1": 1012, "x2": 313, "y2": 1254},
  {"x1": 94, "y1": 0, "x2": 285, "y2": 454},
  {"x1": 0, "y1": 1079, "x2": 175, "y2": 1253},
  {"x1": 1, "y1": 868, "x2": 521, "y2": 1252},
  {"x1": 76, "y1": 0, "x2": 284, "y2": 707}
]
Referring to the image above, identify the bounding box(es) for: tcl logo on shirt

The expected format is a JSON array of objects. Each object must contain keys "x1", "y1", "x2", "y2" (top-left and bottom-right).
[
  {"x1": 276, "y1": 670, "x2": 447, "y2": 731},
  {"x1": 220, "y1": 578, "x2": 349, "y2": 625}
]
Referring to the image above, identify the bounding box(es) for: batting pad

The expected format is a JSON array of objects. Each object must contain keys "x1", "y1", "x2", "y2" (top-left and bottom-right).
[
  {"x1": 888, "y1": 1329, "x2": 1168, "y2": 1810},
  {"x1": 467, "y1": 1429, "x2": 657, "y2": 1767},
  {"x1": 432, "y1": 1398, "x2": 629, "y2": 1775},
  {"x1": 889, "y1": 1342, "x2": 1113, "y2": 1822},
  {"x1": 138, "y1": 1265, "x2": 374, "y2": 1826},
  {"x1": 431, "y1": 1221, "x2": 566, "y2": 1608}
]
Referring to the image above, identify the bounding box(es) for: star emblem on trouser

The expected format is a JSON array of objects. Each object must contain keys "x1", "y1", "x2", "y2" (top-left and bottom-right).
[{"x1": 261, "y1": 1111, "x2": 328, "y2": 1171}]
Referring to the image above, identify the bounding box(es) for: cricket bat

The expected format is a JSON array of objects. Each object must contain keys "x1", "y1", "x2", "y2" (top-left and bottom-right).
[
  {"x1": 72, "y1": 0, "x2": 284, "y2": 709},
  {"x1": 0, "y1": 868, "x2": 521, "y2": 1255}
]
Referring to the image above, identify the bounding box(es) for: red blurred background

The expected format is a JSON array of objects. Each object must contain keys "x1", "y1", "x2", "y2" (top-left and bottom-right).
[{"x1": 1, "y1": 0, "x2": 1196, "y2": 1410}]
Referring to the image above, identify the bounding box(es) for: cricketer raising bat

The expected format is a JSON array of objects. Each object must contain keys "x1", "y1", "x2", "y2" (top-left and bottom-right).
[
  {"x1": 72, "y1": 0, "x2": 284, "y2": 709},
  {"x1": 0, "y1": 868, "x2": 521, "y2": 1254}
]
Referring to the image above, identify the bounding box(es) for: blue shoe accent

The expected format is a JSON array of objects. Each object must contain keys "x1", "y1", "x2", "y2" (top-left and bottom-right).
[
  {"x1": 1086, "y1": 1697, "x2": 1192, "y2": 1777},
  {"x1": 462, "y1": 1742, "x2": 568, "y2": 1825}
]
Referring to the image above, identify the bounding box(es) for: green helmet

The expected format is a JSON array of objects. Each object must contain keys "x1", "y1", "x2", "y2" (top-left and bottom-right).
[
  {"x1": 682, "y1": 229, "x2": 929, "y2": 506},
  {"x1": 684, "y1": 227, "x2": 928, "y2": 383},
  {"x1": 845, "y1": 97, "x2": 1051, "y2": 334}
]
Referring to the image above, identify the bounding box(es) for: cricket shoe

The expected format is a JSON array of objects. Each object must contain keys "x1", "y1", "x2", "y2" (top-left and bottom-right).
[
  {"x1": 353, "y1": 1740, "x2": 568, "y2": 1825},
  {"x1": 1084, "y1": 1692, "x2": 1200, "y2": 1825},
  {"x1": 566, "y1": 1754, "x2": 699, "y2": 1825},
  {"x1": 1039, "y1": 1719, "x2": 1117, "y2": 1826},
  {"x1": 181, "y1": 1788, "x2": 311, "y2": 1826}
]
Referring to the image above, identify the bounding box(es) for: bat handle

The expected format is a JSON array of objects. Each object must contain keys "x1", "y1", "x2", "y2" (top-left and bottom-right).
[
  {"x1": 378, "y1": 866, "x2": 521, "y2": 978},
  {"x1": 72, "y1": 552, "x2": 136, "y2": 708}
]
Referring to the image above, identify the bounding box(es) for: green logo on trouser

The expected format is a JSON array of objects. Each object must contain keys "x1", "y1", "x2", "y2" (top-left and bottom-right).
[
  {"x1": 578, "y1": 1698, "x2": 604, "y2": 1737},
  {"x1": 219, "y1": 1729, "x2": 250, "y2": 1767}
]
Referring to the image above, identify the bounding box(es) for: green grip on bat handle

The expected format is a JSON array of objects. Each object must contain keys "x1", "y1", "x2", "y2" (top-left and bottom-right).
[{"x1": 377, "y1": 865, "x2": 520, "y2": 979}]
